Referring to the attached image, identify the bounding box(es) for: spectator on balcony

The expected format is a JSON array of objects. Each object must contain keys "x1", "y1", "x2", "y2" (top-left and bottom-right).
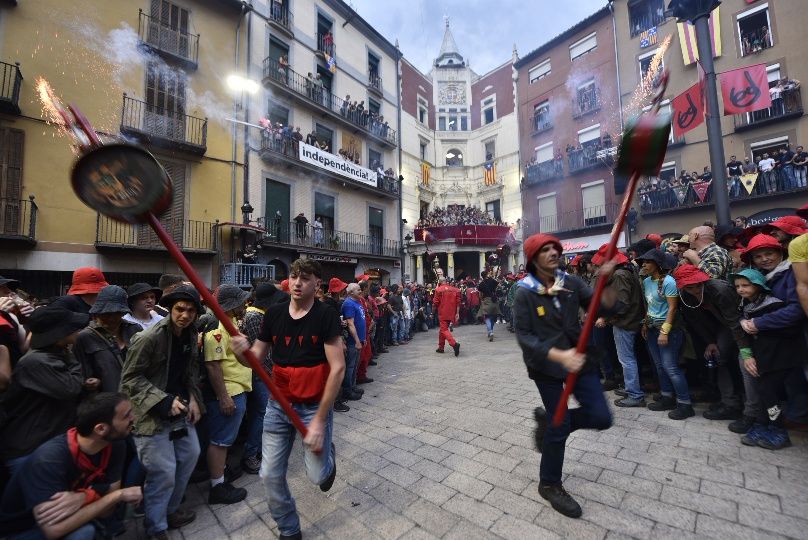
[
  {"x1": 322, "y1": 30, "x2": 333, "y2": 55},
  {"x1": 793, "y1": 145, "x2": 808, "y2": 188},
  {"x1": 277, "y1": 55, "x2": 289, "y2": 84},
  {"x1": 759, "y1": 153, "x2": 777, "y2": 193},
  {"x1": 305, "y1": 72, "x2": 314, "y2": 99},
  {"x1": 727, "y1": 155, "x2": 743, "y2": 198},
  {"x1": 294, "y1": 212, "x2": 309, "y2": 240},
  {"x1": 305, "y1": 130, "x2": 317, "y2": 147},
  {"x1": 292, "y1": 126, "x2": 303, "y2": 152},
  {"x1": 778, "y1": 147, "x2": 797, "y2": 190},
  {"x1": 742, "y1": 157, "x2": 757, "y2": 175},
  {"x1": 313, "y1": 73, "x2": 325, "y2": 105},
  {"x1": 313, "y1": 216, "x2": 324, "y2": 247},
  {"x1": 769, "y1": 79, "x2": 785, "y2": 116},
  {"x1": 340, "y1": 95, "x2": 350, "y2": 116},
  {"x1": 700, "y1": 166, "x2": 712, "y2": 183},
  {"x1": 50, "y1": 267, "x2": 109, "y2": 315}
]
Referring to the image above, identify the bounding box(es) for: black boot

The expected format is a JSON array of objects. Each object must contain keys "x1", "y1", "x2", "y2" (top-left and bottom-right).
[
  {"x1": 647, "y1": 396, "x2": 676, "y2": 411},
  {"x1": 533, "y1": 407, "x2": 547, "y2": 452},
  {"x1": 538, "y1": 483, "x2": 582, "y2": 518}
]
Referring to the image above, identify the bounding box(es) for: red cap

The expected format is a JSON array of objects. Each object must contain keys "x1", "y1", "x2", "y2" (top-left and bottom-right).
[
  {"x1": 672, "y1": 264, "x2": 711, "y2": 288},
  {"x1": 67, "y1": 267, "x2": 109, "y2": 295},
  {"x1": 524, "y1": 233, "x2": 562, "y2": 267},
  {"x1": 591, "y1": 243, "x2": 629, "y2": 266},
  {"x1": 570, "y1": 255, "x2": 582, "y2": 267},
  {"x1": 741, "y1": 233, "x2": 786, "y2": 263},
  {"x1": 280, "y1": 279, "x2": 290, "y2": 292},
  {"x1": 763, "y1": 215, "x2": 808, "y2": 236},
  {"x1": 327, "y1": 277, "x2": 348, "y2": 293},
  {"x1": 797, "y1": 204, "x2": 808, "y2": 220},
  {"x1": 645, "y1": 233, "x2": 663, "y2": 247},
  {"x1": 355, "y1": 274, "x2": 370, "y2": 282}
]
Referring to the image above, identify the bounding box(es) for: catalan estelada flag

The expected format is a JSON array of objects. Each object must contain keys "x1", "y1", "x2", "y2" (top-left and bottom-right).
[
  {"x1": 324, "y1": 53, "x2": 337, "y2": 74},
  {"x1": 677, "y1": 6, "x2": 721, "y2": 66},
  {"x1": 421, "y1": 162, "x2": 430, "y2": 185},
  {"x1": 484, "y1": 161, "x2": 496, "y2": 185},
  {"x1": 639, "y1": 26, "x2": 658, "y2": 48}
]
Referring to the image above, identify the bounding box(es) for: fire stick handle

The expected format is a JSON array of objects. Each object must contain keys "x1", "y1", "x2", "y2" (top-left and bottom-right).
[
  {"x1": 146, "y1": 213, "x2": 309, "y2": 438},
  {"x1": 552, "y1": 171, "x2": 642, "y2": 427}
]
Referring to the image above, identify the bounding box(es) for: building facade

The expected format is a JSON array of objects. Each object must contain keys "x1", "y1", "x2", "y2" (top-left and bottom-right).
[
  {"x1": 243, "y1": 0, "x2": 403, "y2": 285},
  {"x1": 515, "y1": 6, "x2": 625, "y2": 255},
  {"x1": 401, "y1": 21, "x2": 522, "y2": 284},
  {"x1": 614, "y1": 0, "x2": 808, "y2": 237},
  {"x1": 0, "y1": 0, "x2": 244, "y2": 297}
]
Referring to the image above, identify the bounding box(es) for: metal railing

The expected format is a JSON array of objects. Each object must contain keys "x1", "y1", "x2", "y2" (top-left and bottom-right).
[
  {"x1": 0, "y1": 61, "x2": 22, "y2": 113},
  {"x1": 268, "y1": 2, "x2": 293, "y2": 32},
  {"x1": 532, "y1": 112, "x2": 552, "y2": 134},
  {"x1": 368, "y1": 73, "x2": 382, "y2": 93},
  {"x1": 256, "y1": 218, "x2": 399, "y2": 258},
  {"x1": 138, "y1": 10, "x2": 199, "y2": 66},
  {"x1": 96, "y1": 215, "x2": 215, "y2": 252},
  {"x1": 525, "y1": 203, "x2": 618, "y2": 235},
  {"x1": 259, "y1": 130, "x2": 399, "y2": 196},
  {"x1": 572, "y1": 87, "x2": 601, "y2": 118},
  {"x1": 0, "y1": 197, "x2": 37, "y2": 240},
  {"x1": 524, "y1": 158, "x2": 564, "y2": 186},
  {"x1": 220, "y1": 263, "x2": 275, "y2": 288},
  {"x1": 317, "y1": 32, "x2": 335, "y2": 57},
  {"x1": 120, "y1": 94, "x2": 207, "y2": 150},
  {"x1": 629, "y1": 0, "x2": 666, "y2": 38},
  {"x1": 568, "y1": 145, "x2": 607, "y2": 174},
  {"x1": 734, "y1": 88, "x2": 803, "y2": 131},
  {"x1": 262, "y1": 57, "x2": 397, "y2": 145}
]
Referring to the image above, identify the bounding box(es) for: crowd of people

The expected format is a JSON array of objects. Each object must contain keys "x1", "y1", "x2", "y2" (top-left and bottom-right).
[{"x1": 416, "y1": 205, "x2": 507, "y2": 228}]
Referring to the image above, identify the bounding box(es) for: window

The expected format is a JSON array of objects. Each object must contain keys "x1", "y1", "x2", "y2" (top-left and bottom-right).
[
  {"x1": 751, "y1": 136, "x2": 789, "y2": 162},
  {"x1": 484, "y1": 140, "x2": 496, "y2": 160},
  {"x1": 314, "y1": 192, "x2": 335, "y2": 234},
  {"x1": 535, "y1": 142, "x2": 553, "y2": 163},
  {"x1": 533, "y1": 100, "x2": 551, "y2": 132},
  {"x1": 368, "y1": 148, "x2": 382, "y2": 170},
  {"x1": 569, "y1": 32, "x2": 597, "y2": 60},
  {"x1": 149, "y1": 0, "x2": 192, "y2": 59},
  {"x1": 445, "y1": 148, "x2": 463, "y2": 167},
  {"x1": 659, "y1": 163, "x2": 676, "y2": 183},
  {"x1": 317, "y1": 14, "x2": 334, "y2": 56},
  {"x1": 369, "y1": 207, "x2": 384, "y2": 255},
  {"x1": 575, "y1": 80, "x2": 598, "y2": 116},
  {"x1": 419, "y1": 140, "x2": 428, "y2": 161},
  {"x1": 628, "y1": 0, "x2": 666, "y2": 38},
  {"x1": 638, "y1": 49, "x2": 663, "y2": 83},
  {"x1": 482, "y1": 95, "x2": 496, "y2": 125},
  {"x1": 438, "y1": 116, "x2": 446, "y2": 131},
  {"x1": 460, "y1": 116, "x2": 468, "y2": 131},
  {"x1": 420, "y1": 201, "x2": 429, "y2": 219},
  {"x1": 0, "y1": 128, "x2": 24, "y2": 236},
  {"x1": 578, "y1": 124, "x2": 601, "y2": 149},
  {"x1": 145, "y1": 61, "x2": 186, "y2": 139},
  {"x1": 315, "y1": 123, "x2": 333, "y2": 151},
  {"x1": 529, "y1": 59, "x2": 551, "y2": 84},
  {"x1": 738, "y1": 3, "x2": 773, "y2": 57},
  {"x1": 268, "y1": 37, "x2": 289, "y2": 64},
  {"x1": 368, "y1": 97, "x2": 381, "y2": 116},
  {"x1": 417, "y1": 96, "x2": 428, "y2": 124},
  {"x1": 537, "y1": 193, "x2": 557, "y2": 232},
  {"x1": 581, "y1": 181, "x2": 606, "y2": 226},
  {"x1": 368, "y1": 51, "x2": 381, "y2": 88},
  {"x1": 267, "y1": 100, "x2": 289, "y2": 126},
  {"x1": 486, "y1": 200, "x2": 501, "y2": 223}
]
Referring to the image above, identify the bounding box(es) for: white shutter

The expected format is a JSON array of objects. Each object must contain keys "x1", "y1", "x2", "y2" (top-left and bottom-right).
[
  {"x1": 578, "y1": 124, "x2": 601, "y2": 145},
  {"x1": 529, "y1": 59, "x2": 551, "y2": 83},
  {"x1": 535, "y1": 142, "x2": 553, "y2": 163},
  {"x1": 581, "y1": 183, "x2": 605, "y2": 211},
  {"x1": 767, "y1": 64, "x2": 781, "y2": 83},
  {"x1": 537, "y1": 194, "x2": 557, "y2": 232},
  {"x1": 570, "y1": 32, "x2": 597, "y2": 60}
]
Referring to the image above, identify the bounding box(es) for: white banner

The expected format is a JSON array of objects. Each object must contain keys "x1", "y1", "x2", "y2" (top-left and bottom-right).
[{"x1": 298, "y1": 142, "x2": 378, "y2": 187}]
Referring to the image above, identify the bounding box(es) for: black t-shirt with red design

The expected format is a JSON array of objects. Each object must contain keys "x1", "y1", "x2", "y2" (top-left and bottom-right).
[{"x1": 258, "y1": 300, "x2": 341, "y2": 368}]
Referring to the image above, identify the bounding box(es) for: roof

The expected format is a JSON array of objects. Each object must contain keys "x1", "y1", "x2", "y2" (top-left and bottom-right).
[{"x1": 514, "y1": 5, "x2": 611, "y2": 68}]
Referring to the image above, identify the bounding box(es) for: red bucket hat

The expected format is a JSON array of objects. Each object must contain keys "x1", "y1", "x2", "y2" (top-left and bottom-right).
[
  {"x1": 569, "y1": 255, "x2": 582, "y2": 267},
  {"x1": 591, "y1": 243, "x2": 629, "y2": 266},
  {"x1": 67, "y1": 266, "x2": 109, "y2": 295},
  {"x1": 763, "y1": 215, "x2": 808, "y2": 236},
  {"x1": 645, "y1": 233, "x2": 663, "y2": 247},
  {"x1": 524, "y1": 233, "x2": 562, "y2": 263},
  {"x1": 797, "y1": 204, "x2": 808, "y2": 220},
  {"x1": 355, "y1": 273, "x2": 370, "y2": 282},
  {"x1": 741, "y1": 233, "x2": 786, "y2": 263},
  {"x1": 672, "y1": 264, "x2": 710, "y2": 289},
  {"x1": 327, "y1": 277, "x2": 348, "y2": 294}
]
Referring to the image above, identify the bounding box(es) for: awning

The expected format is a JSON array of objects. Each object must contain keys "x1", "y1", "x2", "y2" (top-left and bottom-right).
[{"x1": 215, "y1": 221, "x2": 267, "y2": 234}]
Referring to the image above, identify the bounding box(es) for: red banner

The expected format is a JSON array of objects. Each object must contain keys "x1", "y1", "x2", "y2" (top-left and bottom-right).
[
  {"x1": 719, "y1": 64, "x2": 772, "y2": 115},
  {"x1": 671, "y1": 83, "x2": 705, "y2": 138},
  {"x1": 692, "y1": 181, "x2": 711, "y2": 202}
]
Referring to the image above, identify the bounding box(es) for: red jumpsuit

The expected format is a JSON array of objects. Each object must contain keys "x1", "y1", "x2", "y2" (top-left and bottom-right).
[
  {"x1": 356, "y1": 295, "x2": 373, "y2": 380},
  {"x1": 433, "y1": 284, "x2": 460, "y2": 350}
]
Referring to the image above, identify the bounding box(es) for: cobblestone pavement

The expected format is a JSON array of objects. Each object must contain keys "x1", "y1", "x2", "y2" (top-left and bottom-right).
[{"x1": 125, "y1": 324, "x2": 808, "y2": 539}]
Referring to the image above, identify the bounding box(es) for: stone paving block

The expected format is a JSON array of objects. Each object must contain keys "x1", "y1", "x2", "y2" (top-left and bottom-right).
[
  {"x1": 646, "y1": 442, "x2": 709, "y2": 464},
  {"x1": 477, "y1": 467, "x2": 532, "y2": 495},
  {"x1": 409, "y1": 477, "x2": 458, "y2": 506},
  {"x1": 378, "y1": 462, "x2": 422, "y2": 488},
  {"x1": 564, "y1": 460, "x2": 603, "y2": 482},
  {"x1": 744, "y1": 470, "x2": 808, "y2": 502},
  {"x1": 674, "y1": 459, "x2": 743, "y2": 486},
  {"x1": 403, "y1": 498, "x2": 461, "y2": 537},
  {"x1": 353, "y1": 451, "x2": 392, "y2": 473},
  {"x1": 597, "y1": 469, "x2": 662, "y2": 499},
  {"x1": 707, "y1": 452, "x2": 781, "y2": 478},
  {"x1": 441, "y1": 453, "x2": 489, "y2": 477},
  {"x1": 580, "y1": 500, "x2": 655, "y2": 540},
  {"x1": 497, "y1": 429, "x2": 535, "y2": 449},
  {"x1": 471, "y1": 435, "x2": 512, "y2": 454},
  {"x1": 387, "y1": 434, "x2": 424, "y2": 452},
  {"x1": 312, "y1": 507, "x2": 377, "y2": 539},
  {"x1": 382, "y1": 446, "x2": 422, "y2": 468},
  {"x1": 441, "y1": 426, "x2": 478, "y2": 443},
  {"x1": 737, "y1": 504, "x2": 808, "y2": 539},
  {"x1": 651, "y1": 522, "x2": 702, "y2": 539},
  {"x1": 414, "y1": 431, "x2": 450, "y2": 447},
  {"x1": 563, "y1": 476, "x2": 625, "y2": 508},
  {"x1": 699, "y1": 480, "x2": 781, "y2": 512},
  {"x1": 443, "y1": 471, "x2": 494, "y2": 500},
  {"x1": 570, "y1": 436, "x2": 623, "y2": 457},
  {"x1": 781, "y1": 497, "x2": 808, "y2": 520},
  {"x1": 411, "y1": 458, "x2": 453, "y2": 482},
  {"x1": 504, "y1": 443, "x2": 539, "y2": 462},
  {"x1": 580, "y1": 452, "x2": 637, "y2": 475},
  {"x1": 368, "y1": 479, "x2": 419, "y2": 512},
  {"x1": 492, "y1": 514, "x2": 563, "y2": 540},
  {"x1": 616, "y1": 447, "x2": 676, "y2": 471},
  {"x1": 739, "y1": 445, "x2": 808, "y2": 473},
  {"x1": 442, "y1": 519, "x2": 502, "y2": 540},
  {"x1": 355, "y1": 500, "x2": 416, "y2": 540},
  {"x1": 677, "y1": 435, "x2": 742, "y2": 458},
  {"x1": 696, "y1": 514, "x2": 788, "y2": 540},
  {"x1": 397, "y1": 526, "x2": 441, "y2": 540},
  {"x1": 440, "y1": 439, "x2": 483, "y2": 458},
  {"x1": 182, "y1": 523, "x2": 227, "y2": 540},
  {"x1": 483, "y1": 486, "x2": 541, "y2": 522},
  {"x1": 532, "y1": 505, "x2": 608, "y2": 540},
  {"x1": 179, "y1": 505, "x2": 218, "y2": 535},
  {"x1": 414, "y1": 443, "x2": 452, "y2": 463},
  {"x1": 625, "y1": 427, "x2": 680, "y2": 445},
  {"x1": 596, "y1": 431, "x2": 651, "y2": 452},
  {"x1": 620, "y1": 493, "x2": 697, "y2": 531},
  {"x1": 472, "y1": 449, "x2": 520, "y2": 473},
  {"x1": 359, "y1": 437, "x2": 397, "y2": 456},
  {"x1": 442, "y1": 493, "x2": 504, "y2": 529},
  {"x1": 326, "y1": 484, "x2": 378, "y2": 514},
  {"x1": 633, "y1": 464, "x2": 701, "y2": 492},
  {"x1": 390, "y1": 425, "x2": 424, "y2": 437},
  {"x1": 230, "y1": 518, "x2": 277, "y2": 540},
  {"x1": 365, "y1": 426, "x2": 401, "y2": 442},
  {"x1": 660, "y1": 485, "x2": 738, "y2": 522},
  {"x1": 211, "y1": 500, "x2": 258, "y2": 532}
]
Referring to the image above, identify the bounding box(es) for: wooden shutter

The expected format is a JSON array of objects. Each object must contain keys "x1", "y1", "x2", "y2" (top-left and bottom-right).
[
  {"x1": 138, "y1": 159, "x2": 186, "y2": 247},
  {"x1": 0, "y1": 128, "x2": 24, "y2": 235}
]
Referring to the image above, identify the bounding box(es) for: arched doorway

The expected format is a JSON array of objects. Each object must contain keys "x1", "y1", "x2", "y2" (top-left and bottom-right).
[
  {"x1": 269, "y1": 259, "x2": 288, "y2": 280},
  {"x1": 366, "y1": 268, "x2": 390, "y2": 286}
]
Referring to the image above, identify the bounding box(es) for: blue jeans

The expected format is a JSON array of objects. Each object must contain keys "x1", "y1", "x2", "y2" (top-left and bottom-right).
[
  {"x1": 206, "y1": 392, "x2": 247, "y2": 447},
  {"x1": 134, "y1": 421, "x2": 200, "y2": 535},
  {"x1": 245, "y1": 373, "x2": 270, "y2": 458},
  {"x1": 645, "y1": 327, "x2": 690, "y2": 404},
  {"x1": 534, "y1": 370, "x2": 612, "y2": 484},
  {"x1": 390, "y1": 314, "x2": 404, "y2": 343},
  {"x1": 613, "y1": 326, "x2": 643, "y2": 399},
  {"x1": 342, "y1": 345, "x2": 360, "y2": 395},
  {"x1": 782, "y1": 165, "x2": 796, "y2": 190},
  {"x1": 485, "y1": 316, "x2": 494, "y2": 335},
  {"x1": 11, "y1": 524, "x2": 96, "y2": 540},
  {"x1": 260, "y1": 399, "x2": 334, "y2": 537}
]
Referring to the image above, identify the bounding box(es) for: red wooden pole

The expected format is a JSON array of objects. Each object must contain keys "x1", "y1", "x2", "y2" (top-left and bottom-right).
[
  {"x1": 551, "y1": 171, "x2": 641, "y2": 427},
  {"x1": 146, "y1": 213, "x2": 309, "y2": 437}
]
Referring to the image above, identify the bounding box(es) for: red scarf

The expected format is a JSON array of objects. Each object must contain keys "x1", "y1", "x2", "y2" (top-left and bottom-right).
[{"x1": 67, "y1": 427, "x2": 111, "y2": 505}]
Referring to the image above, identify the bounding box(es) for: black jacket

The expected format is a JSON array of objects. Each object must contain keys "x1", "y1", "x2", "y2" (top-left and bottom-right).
[
  {"x1": 73, "y1": 321, "x2": 143, "y2": 393},
  {"x1": 741, "y1": 294, "x2": 806, "y2": 373},
  {"x1": 679, "y1": 279, "x2": 750, "y2": 350}
]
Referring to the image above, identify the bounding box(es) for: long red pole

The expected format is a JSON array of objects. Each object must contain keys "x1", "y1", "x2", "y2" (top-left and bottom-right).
[
  {"x1": 551, "y1": 171, "x2": 641, "y2": 427},
  {"x1": 147, "y1": 213, "x2": 309, "y2": 437}
]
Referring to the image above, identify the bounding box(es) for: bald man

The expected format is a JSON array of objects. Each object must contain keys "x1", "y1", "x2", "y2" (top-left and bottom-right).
[{"x1": 682, "y1": 226, "x2": 733, "y2": 281}]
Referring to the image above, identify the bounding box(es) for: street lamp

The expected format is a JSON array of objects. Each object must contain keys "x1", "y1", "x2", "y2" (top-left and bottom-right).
[{"x1": 226, "y1": 74, "x2": 260, "y2": 95}]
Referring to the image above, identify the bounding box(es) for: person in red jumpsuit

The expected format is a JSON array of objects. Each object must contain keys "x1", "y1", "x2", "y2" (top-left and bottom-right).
[{"x1": 433, "y1": 277, "x2": 461, "y2": 356}]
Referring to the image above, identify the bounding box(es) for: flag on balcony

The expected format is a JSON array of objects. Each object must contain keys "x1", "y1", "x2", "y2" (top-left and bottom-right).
[
  {"x1": 324, "y1": 53, "x2": 337, "y2": 74},
  {"x1": 741, "y1": 173, "x2": 758, "y2": 194},
  {"x1": 673, "y1": 185, "x2": 688, "y2": 205},
  {"x1": 692, "y1": 181, "x2": 711, "y2": 202},
  {"x1": 639, "y1": 26, "x2": 657, "y2": 49},
  {"x1": 484, "y1": 161, "x2": 496, "y2": 186},
  {"x1": 719, "y1": 64, "x2": 772, "y2": 115},
  {"x1": 671, "y1": 83, "x2": 704, "y2": 138},
  {"x1": 677, "y1": 6, "x2": 721, "y2": 66},
  {"x1": 421, "y1": 162, "x2": 430, "y2": 185}
]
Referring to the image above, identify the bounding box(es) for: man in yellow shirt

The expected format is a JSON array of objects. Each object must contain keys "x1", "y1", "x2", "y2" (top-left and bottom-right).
[
  {"x1": 788, "y1": 229, "x2": 808, "y2": 316},
  {"x1": 203, "y1": 284, "x2": 251, "y2": 505}
]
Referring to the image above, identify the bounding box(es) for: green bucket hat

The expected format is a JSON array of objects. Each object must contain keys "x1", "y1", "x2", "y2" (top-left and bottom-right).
[{"x1": 729, "y1": 268, "x2": 771, "y2": 292}]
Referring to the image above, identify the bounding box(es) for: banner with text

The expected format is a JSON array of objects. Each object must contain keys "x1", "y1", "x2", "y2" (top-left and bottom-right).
[{"x1": 298, "y1": 142, "x2": 378, "y2": 187}]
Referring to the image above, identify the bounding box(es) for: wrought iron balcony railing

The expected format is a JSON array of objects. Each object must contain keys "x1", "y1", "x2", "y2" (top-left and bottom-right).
[
  {"x1": 524, "y1": 203, "x2": 618, "y2": 235},
  {"x1": 531, "y1": 113, "x2": 552, "y2": 135},
  {"x1": 734, "y1": 88, "x2": 803, "y2": 131},
  {"x1": 572, "y1": 87, "x2": 601, "y2": 119},
  {"x1": 262, "y1": 57, "x2": 397, "y2": 146},
  {"x1": 317, "y1": 32, "x2": 335, "y2": 57},
  {"x1": 120, "y1": 94, "x2": 207, "y2": 154},
  {"x1": 524, "y1": 158, "x2": 563, "y2": 186},
  {"x1": 368, "y1": 73, "x2": 383, "y2": 94},
  {"x1": 0, "y1": 61, "x2": 22, "y2": 115},
  {"x1": 96, "y1": 215, "x2": 216, "y2": 252},
  {"x1": 568, "y1": 144, "x2": 612, "y2": 174},
  {"x1": 256, "y1": 218, "x2": 400, "y2": 258},
  {"x1": 268, "y1": 3, "x2": 293, "y2": 34},
  {"x1": 138, "y1": 9, "x2": 199, "y2": 68},
  {"x1": 220, "y1": 263, "x2": 275, "y2": 288},
  {"x1": 0, "y1": 197, "x2": 37, "y2": 243}
]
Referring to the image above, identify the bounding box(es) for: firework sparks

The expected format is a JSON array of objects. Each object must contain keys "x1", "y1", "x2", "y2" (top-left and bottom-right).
[
  {"x1": 625, "y1": 34, "x2": 673, "y2": 118},
  {"x1": 35, "y1": 77, "x2": 91, "y2": 150}
]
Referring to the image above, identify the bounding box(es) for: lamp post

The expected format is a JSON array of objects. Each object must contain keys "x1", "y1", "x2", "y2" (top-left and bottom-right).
[
  {"x1": 226, "y1": 74, "x2": 260, "y2": 225},
  {"x1": 667, "y1": 0, "x2": 730, "y2": 226}
]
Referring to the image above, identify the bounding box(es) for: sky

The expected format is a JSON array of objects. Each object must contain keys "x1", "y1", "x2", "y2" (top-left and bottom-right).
[{"x1": 349, "y1": 0, "x2": 608, "y2": 75}]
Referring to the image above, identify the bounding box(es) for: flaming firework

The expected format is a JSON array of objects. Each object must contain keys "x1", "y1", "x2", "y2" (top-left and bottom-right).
[{"x1": 35, "y1": 77, "x2": 91, "y2": 150}]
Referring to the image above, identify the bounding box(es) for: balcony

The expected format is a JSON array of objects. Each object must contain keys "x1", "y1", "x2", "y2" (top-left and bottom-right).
[
  {"x1": 639, "y1": 172, "x2": 808, "y2": 216},
  {"x1": 261, "y1": 57, "x2": 397, "y2": 147},
  {"x1": 316, "y1": 32, "x2": 335, "y2": 58},
  {"x1": 572, "y1": 87, "x2": 601, "y2": 119},
  {"x1": 120, "y1": 94, "x2": 207, "y2": 155},
  {"x1": 268, "y1": 3, "x2": 293, "y2": 37},
  {"x1": 734, "y1": 88, "x2": 803, "y2": 132},
  {"x1": 524, "y1": 204, "x2": 618, "y2": 236},
  {"x1": 95, "y1": 215, "x2": 216, "y2": 254},
  {"x1": 259, "y1": 131, "x2": 399, "y2": 199},
  {"x1": 368, "y1": 73, "x2": 383, "y2": 96},
  {"x1": 0, "y1": 61, "x2": 22, "y2": 115},
  {"x1": 256, "y1": 218, "x2": 400, "y2": 259},
  {"x1": 629, "y1": 0, "x2": 666, "y2": 38},
  {"x1": 0, "y1": 197, "x2": 37, "y2": 246},
  {"x1": 568, "y1": 145, "x2": 610, "y2": 174},
  {"x1": 524, "y1": 158, "x2": 564, "y2": 186},
  {"x1": 413, "y1": 225, "x2": 512, "y2": 246},
  {"x1": 137, "y1": 10, "x2": 199, "y2": 69},
  {"x1": 530, "y1": 113, "x2": 552, "y2": 136},
  {"x1": 220, "y1": 263, "x2": 275, "y2": 288}
]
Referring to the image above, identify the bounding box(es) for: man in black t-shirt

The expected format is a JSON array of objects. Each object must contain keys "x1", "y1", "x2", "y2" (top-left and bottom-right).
[
  {"x1": 0, "y1": 393, "x2": 142, "y2": 539},
  {"x1": 232, "y1": 259, "x2": 344, "y2": 540},
  {"x1": 793, "y1": 145, "x2": 807, "y2": 188},
  {"x1": 778, "y1": 147, "x2": 796, "y2": 190},
  {"x1": 726, "y1": 155, "x2": 743, "y2": 198}
]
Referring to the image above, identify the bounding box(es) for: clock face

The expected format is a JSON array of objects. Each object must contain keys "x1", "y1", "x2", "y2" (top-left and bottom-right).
[{"x1": 439, "y1": 83, "x2": 466, "y2": 105}]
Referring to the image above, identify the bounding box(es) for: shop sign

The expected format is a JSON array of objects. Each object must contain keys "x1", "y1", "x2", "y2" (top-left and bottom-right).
[
  {"x1": 303, "y1": 253, "x2": 358, "y2": 264},
  {"x1": 561, "y1": 232, "x2": 626, "y2": 253},
  {"x1": 746, "y1": 208, "x2": 796, "y2": 227}
]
